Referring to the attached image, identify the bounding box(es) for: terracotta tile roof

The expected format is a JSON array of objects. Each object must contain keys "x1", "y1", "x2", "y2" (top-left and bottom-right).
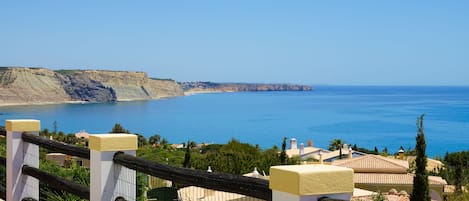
[
  {"x1": 333, "y1": 154, "x2": 409, "y2": 173},
  {"x1": 354, "y1": 173, "x2": 447, "y2": 185},
  {"x1": 406, "y1": 156, "x2": 444, "y2": 172}
]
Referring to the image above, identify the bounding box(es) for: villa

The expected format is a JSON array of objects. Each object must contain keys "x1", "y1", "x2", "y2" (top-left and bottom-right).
[
  {"x1": 285, "y1": 138, "x2": 366, "y2": 162},
  {"x1": 332, "y1": 154, "x2": 449, "y2": 201}
]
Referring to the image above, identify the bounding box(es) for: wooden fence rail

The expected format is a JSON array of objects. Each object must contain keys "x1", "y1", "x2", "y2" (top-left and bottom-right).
[
  {"x1": 1, "y1": 120, "x2": 354, "y2": 201},
  {"x1": 21, "y1": 165, "x2": 90, "y2": 200},
  {"x1": 113, "y1": 152, "x2": 272, "y2": 201},
  {"x1": 22, "y1": 132, "x2": 90, "y2": 159}
]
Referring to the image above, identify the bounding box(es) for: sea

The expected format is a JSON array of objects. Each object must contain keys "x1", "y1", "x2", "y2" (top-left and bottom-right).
[{"x1": 1, "y1": 86, "x2": 469, "y2": 157}]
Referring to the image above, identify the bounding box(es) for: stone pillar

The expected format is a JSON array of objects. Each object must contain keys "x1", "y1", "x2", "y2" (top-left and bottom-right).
[
  {"x1": 6, "y1": 119, "x2": 40, "y2": 201},
  {"x1": 89, "y1": 134, "x2": 138, "y2": 201},
  {"x1": 270, "y1": 164, "x2": 354, "y2": 201}
]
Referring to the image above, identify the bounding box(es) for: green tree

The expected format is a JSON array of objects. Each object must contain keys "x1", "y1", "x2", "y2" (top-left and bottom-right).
[
  {"x1": 373, "y1": 146, "x2": 379, "y2": 155},
  {"x1": 135, "y1": 133, "x2": 147, "y2": 147},
  {"x1": 280, "y1": 137, "x2": 287, "y2": 165},
  {"x1": 110, "y1": 123, "x2": 130, "y2": 133},
  {"x1": 381, "y1": 147, "x2": 389, "y2": 156},
  {"x1": 53, "y1": 120, "x2": 58, "y2": 134},
  {"x1": 329, "y1": 139, "x2": 345, "y2": 159},
  {"x1": 411, "y1": 114, "x2": 430, "y2": 201},
  {"x1": 183, "y1": 140, "x2": 192, "y2": 168},
  {"x1": 160, "y1": 138, "x2": 170, "y2": 149},
  {"x1": 328, "y1": 139, "x2": 345, "y2": 151},
  {"x1": 454, "y1": 155, "x2": 464, "y2": 194},
  {"x1": 149, "y1": 134, "x2": 161, "y2": 146}
]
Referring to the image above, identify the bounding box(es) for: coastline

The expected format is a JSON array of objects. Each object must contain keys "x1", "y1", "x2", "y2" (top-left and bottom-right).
[
  {"x1": 183, "y1": 90, "x2": 234, "y2": 96},
  {"x1": 0, "y1": 100, "x2": 87, "y2": 107}
]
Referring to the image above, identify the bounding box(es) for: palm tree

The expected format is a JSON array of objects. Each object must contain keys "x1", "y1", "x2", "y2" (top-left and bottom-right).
[
  {"x1": 328, "y1": 139, "x2": 345, "y2": 151},
  {"x1": 329, "y1": 139, "x2": 345, "y2": 159}
]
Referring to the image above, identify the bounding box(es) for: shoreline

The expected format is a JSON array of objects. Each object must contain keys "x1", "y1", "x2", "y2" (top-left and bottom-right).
[
  {"x1": 0, "y1": 100, "x2": 87, "y2": 107},
  {"x1": 183, "y1": 90, "x2": 234, "y2": 96},
  {"x1": 0, "y1": 96, "x2": 179, "y2": 107}
]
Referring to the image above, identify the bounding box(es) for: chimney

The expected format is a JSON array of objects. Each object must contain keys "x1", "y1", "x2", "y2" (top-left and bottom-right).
[
  {"x1": 299, "y1": 143, "x2": 305, "y2": 156},
  {"x1": 348, "y1": 147, "x2": 353, "y2": 159},
  {"x1": 398, "y1": 149, "x2": 405, "y2": 160},
  {"x1": 319, "y1": 150, "x2": 323, "y2": 164},
  {"x1": 290, "y1": 138, "x2": 297, "y2": 149},
  {"x1": 252, "y1": 167, "x2": 259, "y2": 178},
  {"x1": 307, "y1": 139, "x2": 313, "y2": 147}
]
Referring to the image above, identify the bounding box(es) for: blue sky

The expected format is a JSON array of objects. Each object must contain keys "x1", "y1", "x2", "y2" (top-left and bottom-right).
[{"x1": 1, "y1": 1, "x2": 468, "y2": 85}]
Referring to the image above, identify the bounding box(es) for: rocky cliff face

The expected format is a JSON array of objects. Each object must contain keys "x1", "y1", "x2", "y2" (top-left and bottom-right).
[
  {"x1": 77, "y1": 70, "x2": 152, "y2": 100},
  {"x1": 180, "y1": 82, "x2": 313, "y2": 93},
  {"x1": 76, "y1": 70, "x2": 184, "y2": 100},
  {"x1": 56, "y1": 72, "x2": 117, "y2": 102},
  {"x1": 0, "y1": 67, "x2": 71, "y2": 105},
  {"x1": 146, "y1": 79, "x2": 185, "y2": 99},
  {"x1": 0, "y1": 67, "x2": 184, "y2": 105}
]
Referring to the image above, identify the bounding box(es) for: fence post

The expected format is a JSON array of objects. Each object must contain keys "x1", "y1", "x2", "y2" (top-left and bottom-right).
[
  {"x1": 269, "y1": 164, "x2": 354, "y2": 201},
  {"x1": 89, "y1": 134, "x2": 138, "y2": 201},
  {"x1": 6, "y1": 119, "x2": 40, "y2": 201}
]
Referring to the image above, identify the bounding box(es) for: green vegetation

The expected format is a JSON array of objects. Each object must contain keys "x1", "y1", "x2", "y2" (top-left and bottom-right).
[
  {"x1": 372, "y1": 191, "x2": 386, "y2": 201},
  {"x1": 54, "y1": 69, "x2": 80, "y2": 75},
  {"x1": 440, "y1": 151, "x2": 469, "y2": 200},
  {"x1": 411, "y1": 114, "x2": 430, "y2": 201},
  {"x1": 329, "y1": 139, "x2": 345, "y2": 159},
  {"x1": 40, "y1": 160, "x2": 89, "y2": 201},
  {"x1": 1, "y1": 121, "x2": 469, "y2": 200},
  {"x1": 110, "y1": 123, "x2": 130, "y2": 133},
  {"x1": 191, "y1": 139, "x2": 296, "y2": 175},
  {"x1": 280, "y1": 137, "x2": 287, "y2": 164}
]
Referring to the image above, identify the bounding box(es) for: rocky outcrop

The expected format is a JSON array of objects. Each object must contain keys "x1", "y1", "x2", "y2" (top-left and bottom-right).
[
  {"x1": 77, "y1": 70, "x2": 152, "y2": 100},
  {"x1": 76, "y1": 70, "x2": 184, "y2": 100},
  {"x1": 146, "y1": 78, "x2": 185, "y2": 99},
  {"x1": 0, "y1": 67, "x2": 71, "y2": 105},
  {"x1": 0, "y1": 67, "x2": 184, "y2": 105},
  {"x1": 180, "y1": 82, "x2": 312, "y2": 93},
  {"x1": 0, "y1": 67, "x2": 311, "y2": 106},
  {"x1": 56, "y1": 72, "x2": 117, "y2": 102}
]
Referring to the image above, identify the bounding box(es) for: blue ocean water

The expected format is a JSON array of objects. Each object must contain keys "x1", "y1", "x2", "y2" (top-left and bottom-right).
[{"x1": 1, "y1": 86, "x2": 469, "y2": 157}]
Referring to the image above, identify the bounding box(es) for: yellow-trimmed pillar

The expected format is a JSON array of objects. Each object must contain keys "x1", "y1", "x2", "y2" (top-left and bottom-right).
[
  {"x1": 270, "y1": 164, "x2": 354, "y2": 201},
  {"x1": 89, "y1": 134, "x2": 138, "y2": 201},
  {"x1": 6, "y1": 119, "x2": 41, "y2": 201}
]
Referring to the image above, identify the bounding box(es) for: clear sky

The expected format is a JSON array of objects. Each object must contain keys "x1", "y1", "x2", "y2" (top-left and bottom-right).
[{"x1": 2, "y1": 1, "x2": 468, "y2": 85}]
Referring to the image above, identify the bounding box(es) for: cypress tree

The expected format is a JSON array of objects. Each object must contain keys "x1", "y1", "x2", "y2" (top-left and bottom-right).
[
  {"x1": 280, "y1": 137, "x2": 287, "y2": 165},
  {"x1": 411, "y1": 114, "x2": 430, "y2": 201},
  {"x1": 454, "y1": 155, "x2": 463, "y2": 194},
  {"x1": 183, "y1": 140, "x2": 191, "y2": 168}
]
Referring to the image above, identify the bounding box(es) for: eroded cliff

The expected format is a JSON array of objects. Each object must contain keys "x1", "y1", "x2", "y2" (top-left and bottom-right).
[
  {"x1": 0, "y1": 67, "x2": 71, "y2": 105},
  {"x1": 76, "y1": 70, "x2": 184, "y2": 100},
  {"x1": 0, "y1": 67, "x2": 184, "y2": 105}
]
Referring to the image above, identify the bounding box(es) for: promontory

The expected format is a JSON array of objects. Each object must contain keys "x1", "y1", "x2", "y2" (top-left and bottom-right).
[{"x1": 0, "y1": 67, "x2": 312, "y2": 106}]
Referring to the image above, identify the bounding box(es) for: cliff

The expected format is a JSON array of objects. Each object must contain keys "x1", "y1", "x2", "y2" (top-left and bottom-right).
[
  {"x1": 0, "y1": 67, "x2": 71, "y2": 105},
  {"x1": 180, "y1": 82, "x2": 312, "y2": 93},
  {"x1": 75, "y1": 70, "x2": 184, "y2": 100},
  {"x1": 0, "y1": 67, "x2": 184, "y2": 105},
  {"x1": 0, "y1": 67, "x2": 311, "y2": 106}
]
